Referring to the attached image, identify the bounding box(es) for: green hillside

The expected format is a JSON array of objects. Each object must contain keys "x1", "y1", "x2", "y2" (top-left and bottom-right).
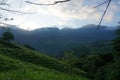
[{"x1": 0, "y1": 39, "x2": 88, "y2": 80}]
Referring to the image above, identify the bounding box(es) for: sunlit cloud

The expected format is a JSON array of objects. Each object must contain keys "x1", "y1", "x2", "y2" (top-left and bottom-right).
[
  {"x1": 28, "y1": 0, "x2": 120, "y2": 22},
  {"x1": 3, "y1": 0, "x2": 120, "y2": 30},
  {"x1": 34, "y1": 0, "x2": 100, "y2": 21}
]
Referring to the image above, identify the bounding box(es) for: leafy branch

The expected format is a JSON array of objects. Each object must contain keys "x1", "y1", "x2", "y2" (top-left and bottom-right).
[{"x1": 25, "y1": 0, "x2": 71, "y2": 6}]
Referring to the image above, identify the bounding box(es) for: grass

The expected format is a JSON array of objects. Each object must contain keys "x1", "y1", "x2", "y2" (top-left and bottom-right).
[
  {"x1": 0, "y1": 39, "x2": 85, "y2": 75},
  {"x1": 0, "y1": 68, "x2": 88, "y2": 80},
  {"x1": 0, "y1": 54, "x2": 22, "y2": 71},
  {"x1": 0, "y1": 39, "x2": 62, "y2": 69},
  {"x1": 0, "y1": 39, "x2": 89, "y2": 80}
]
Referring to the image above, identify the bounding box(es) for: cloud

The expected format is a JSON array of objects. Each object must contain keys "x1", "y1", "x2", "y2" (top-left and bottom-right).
[
  {"x1": 23, "y1": 0, "x2": 118, "y2": 24},
  {"x1": 30, "y1": 0, "x2": 119, "y2": 23},
  {"x1": 5, "y1": 0, "x2": 120, "y2": 29},
  {"x1": 31, "y1": 0, "x2": 101, "y2": 21},
  {"x1": 119, "y1": 1, "x2": 120, "y2": 4},
  {"x1": 104, "y1": 12, "x2": 114, "y2": 22},
  {"x1": 103, "y1": 1, "x2": 120, "y2": 22}
]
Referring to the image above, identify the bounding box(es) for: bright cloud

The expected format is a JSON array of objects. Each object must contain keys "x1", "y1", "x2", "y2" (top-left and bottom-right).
[
  {"x1": 26, "y1": 0, "x2": 120, "y2": 21},
  {"x1": 3, "y1": 0, "x2": 120, "y2": 30},
  {"x1": 33, "y1": 0, "x2": 100, "y2": 21}
]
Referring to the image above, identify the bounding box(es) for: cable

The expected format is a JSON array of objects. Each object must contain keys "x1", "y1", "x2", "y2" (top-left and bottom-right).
[
  {"x1": 19, "y1": 0, "x2": 23, "y2": 11},
  {"x1": 96, "y1": 0, "x2": 112, "y2": 29},
  {"x1": 16, "y1": 3, "x2": 33, "y2": 27},
  {"x1": 94, "y1": 0, "x2": 109, "y2": 8}
]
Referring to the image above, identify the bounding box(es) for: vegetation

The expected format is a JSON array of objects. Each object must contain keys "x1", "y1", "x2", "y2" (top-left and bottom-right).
[
  {"x1": 62, "y1": 41, "x2": 113, "y2": 57},
  {"x1": 60, "y1": 25, "x2": 120, "y2": 80},
  {"x1": 2, "y1": 31, "x2": 14, "y2": 43},
  {"x1": 0, "y1": 25, "x2": 120, "y2": 80},
  {"x1": 113, "y1": 26, "x2": 120, "y2": 54},
  {"x1": 0, "y1": 38, "x2": 87, "y2": 80},
  {"x1": 24, "y1": 44, "x2": 36, "y2": 50},
  {"x1": 0, "y1": 68, "x2": 88, "y2": 80},
  {"x1": 0, "y1": 0, "x2": 119, "y2": 79}
]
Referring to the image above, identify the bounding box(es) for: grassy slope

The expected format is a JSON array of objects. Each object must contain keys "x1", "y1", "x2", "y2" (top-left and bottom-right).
[{"x1": 0, "y1": 39, "x2": 88, "y2": 80}]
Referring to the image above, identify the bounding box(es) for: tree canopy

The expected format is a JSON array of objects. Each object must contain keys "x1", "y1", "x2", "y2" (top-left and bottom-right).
[
  {"x1": 2, "y1": 31, "x2": 14, "y2": 42},
  {"x1": 113, "y1": 25, "x2": 120, "y2": 54}
]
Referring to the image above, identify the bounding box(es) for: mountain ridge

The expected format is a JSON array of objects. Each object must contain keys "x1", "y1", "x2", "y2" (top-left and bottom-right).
[{"x1": 0, "y1": 24, "x2": 116, "y2": 56}]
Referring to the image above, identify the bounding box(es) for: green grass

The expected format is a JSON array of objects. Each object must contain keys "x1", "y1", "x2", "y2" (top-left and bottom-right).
[
  {"x1": 0, "y1": 39, "x2": 88, "y2": 80},
  {"x1": 0, "y1": 54, "x2": 23, "y2": 71},
  {"x1": 0, "y1": 39, "x2": 85, "y2": 75},
  {"x1": 0, "y1": 40, "x2": 62, "y2": 70},
  {"x1": 0, "y1": 68, "x2": 88, "y2": 80}
]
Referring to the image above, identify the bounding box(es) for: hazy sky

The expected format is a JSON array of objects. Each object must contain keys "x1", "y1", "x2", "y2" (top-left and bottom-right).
[{"x1": 1, "y1": 0, "x2": 120, "y2": 30}]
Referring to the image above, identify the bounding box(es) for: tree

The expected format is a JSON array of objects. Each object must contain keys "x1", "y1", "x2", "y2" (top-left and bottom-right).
[
  {"x1": 2, "y1": 31, "x2": 14, "y2": 42},
  {"x1": 0, "y1": 0, "x2": 32, "y2": 27},
  {"x1": 113, "y1": 25, "x2": 120, "y2": 55},
  {"x1": 62, "y1": 51, "x2": 78, "y2": 70},
  {"x1": 25, "y1": 0, "x2": 71, "y2": 5}
]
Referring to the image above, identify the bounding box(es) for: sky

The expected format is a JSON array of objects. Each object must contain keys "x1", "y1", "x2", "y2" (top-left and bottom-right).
[{"x1": 1, "y1": 0, "x2": 120, "y2": 30}]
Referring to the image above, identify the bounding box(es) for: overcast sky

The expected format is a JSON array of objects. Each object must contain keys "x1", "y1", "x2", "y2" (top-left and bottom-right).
[{"x1": 1, "y1": 0, "x2": 120, "y2": 30}]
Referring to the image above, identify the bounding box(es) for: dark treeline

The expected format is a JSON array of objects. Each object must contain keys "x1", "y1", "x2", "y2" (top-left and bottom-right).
[{"x1": 60, "y1": 25, "x2": 120, "y2": 80}]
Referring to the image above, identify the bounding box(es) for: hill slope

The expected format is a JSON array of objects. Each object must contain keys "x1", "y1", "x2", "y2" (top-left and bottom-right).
[{"x1": 0, "y1": 39, "x2": 88, "y2": 80}]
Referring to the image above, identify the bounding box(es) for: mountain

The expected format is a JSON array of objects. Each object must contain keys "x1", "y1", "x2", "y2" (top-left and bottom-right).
[{"x1": 0, "y1": 24, "x2": 116, "y2": 56}]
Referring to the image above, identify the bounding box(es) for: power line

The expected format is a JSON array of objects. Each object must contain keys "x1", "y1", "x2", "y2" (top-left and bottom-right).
[
  {"x1": 94, "y1": 0, "x2": 112, "y2": 29},
  {"x1": 16, "y1": 3, "x2": 33, "y2": 27},
  {"x1": 19, "y1": 0, "x2": 23, "y2": 11},
  {"x1": 94, "y1": 0, "x2": 109, "y2": 8}
]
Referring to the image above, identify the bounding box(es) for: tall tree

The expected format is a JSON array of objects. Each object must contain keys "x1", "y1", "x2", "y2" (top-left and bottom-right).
[{"x1": 2, "y1": 31, "x2": 14, "y2": 42}]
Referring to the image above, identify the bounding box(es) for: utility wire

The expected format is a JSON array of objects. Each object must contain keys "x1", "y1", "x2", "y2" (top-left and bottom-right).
[
  {"x1": 16, "y1": 3, "x2": 32, "y2": 27},
  {"x1": 95, "y1": 0, "x2": 112, "y2": 29},
  {"x1": 19, "y1": 0, "x2": 23, "y2": 11},
  {"x1": 94, "y1": 0, "x2": 109, "y2": 8}
]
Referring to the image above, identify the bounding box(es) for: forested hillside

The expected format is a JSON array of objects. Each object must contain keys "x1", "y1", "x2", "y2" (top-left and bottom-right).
[
  {"x1": 0, "y1": 24, "x2": 116, "y2": 56},
  {"x1": 60, "y1": 26, "x2": 120, "y2": 80},
  {"x1": 0, "y1": 26, "x2": 120, "y2": 80},
  {"x1": 0, "y1": 39, "x2": 88, "y2": 80}
]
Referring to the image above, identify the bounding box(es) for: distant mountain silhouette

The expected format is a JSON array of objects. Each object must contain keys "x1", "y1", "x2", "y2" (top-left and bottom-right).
[{"x1": 0, "y1": 24, "x2": 116, "y2": 56}]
